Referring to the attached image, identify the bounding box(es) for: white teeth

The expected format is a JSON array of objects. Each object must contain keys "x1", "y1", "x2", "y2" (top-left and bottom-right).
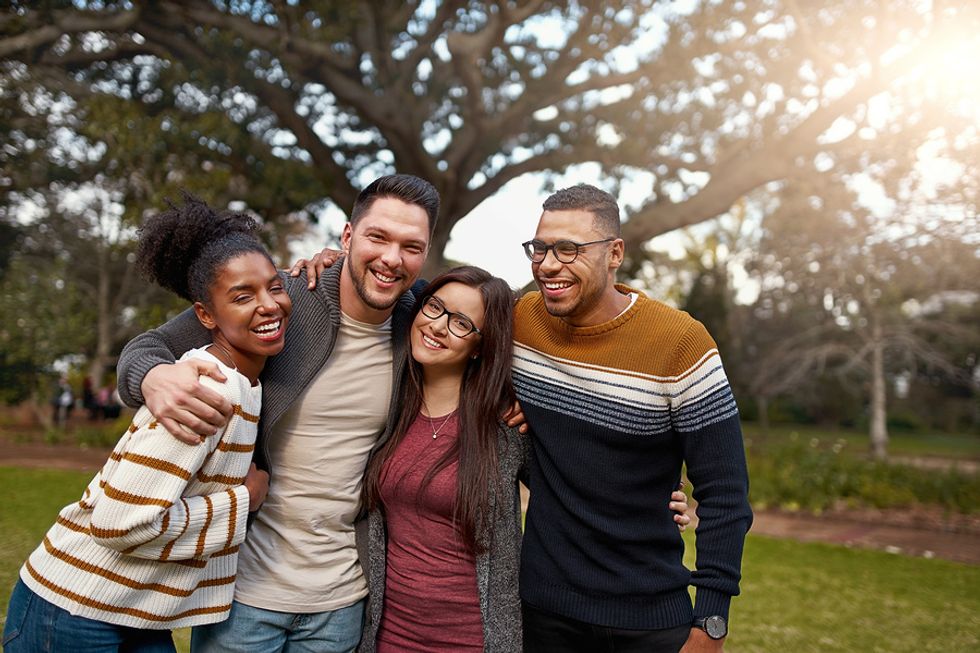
[
  {"x1": 544, "y1": 281, "x2": 571, "y2": 290},
  {"x1": 422, "y1": 334, "x2": 444, "y2": 349},
  {"x1": 253, "y1": 320, "x2": 281, "y2": 334},
  {"x1": 373, "y1": 271, "x2": 396, "y2": 283}
]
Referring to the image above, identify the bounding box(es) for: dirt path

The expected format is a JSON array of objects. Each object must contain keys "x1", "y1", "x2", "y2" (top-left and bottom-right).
[{"x1": 4, "y1": 441, "x2": 978, "y2": 565}]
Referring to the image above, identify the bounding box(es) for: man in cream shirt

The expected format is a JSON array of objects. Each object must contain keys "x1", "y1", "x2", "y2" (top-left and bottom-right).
[{"x1": 116, "y1": 174, "x2": 438, "y2": 652}]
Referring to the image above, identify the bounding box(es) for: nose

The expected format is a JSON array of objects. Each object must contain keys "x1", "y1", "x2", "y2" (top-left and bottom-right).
[
  {"x1": 536, "y1": 248, "x2": 563, "y2": 274},
  {"x1": 379, "y1": 243, "x2": 402, "y2": 269},
  {"x1": 428, "y1": 312, "x2": 450, "y2": 335},
  {"x1": 256, "y1": 289, "x2": 279, "y2": 313}
]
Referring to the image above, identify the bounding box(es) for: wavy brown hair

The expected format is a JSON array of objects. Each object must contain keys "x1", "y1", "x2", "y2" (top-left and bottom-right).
[{"x1": 364, "y1": 266, "x2": 516, "y2": 552}]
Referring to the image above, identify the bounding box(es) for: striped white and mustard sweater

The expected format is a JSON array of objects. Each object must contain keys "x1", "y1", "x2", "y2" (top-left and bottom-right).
[
  {"x1": 513, "y1": 285, "x2": 752, "y2": 630},
  {"x1": 20, "y1": 348, "x2": 260, "y2": 630}
]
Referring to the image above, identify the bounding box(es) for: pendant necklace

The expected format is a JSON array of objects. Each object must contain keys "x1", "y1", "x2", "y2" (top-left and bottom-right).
[{"x1": 422, "y1": 406, "x2": 457, "y2": 439}]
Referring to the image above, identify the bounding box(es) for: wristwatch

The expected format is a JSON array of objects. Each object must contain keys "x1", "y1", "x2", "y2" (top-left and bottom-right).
[{"x1": 692, "y1": 615, "x2": 727, "y2": 639}]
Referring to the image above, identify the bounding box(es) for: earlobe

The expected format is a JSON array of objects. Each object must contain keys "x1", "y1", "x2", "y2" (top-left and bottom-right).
[{"x1": 193, "y1": 302, "x2": 217, "y2": 330}]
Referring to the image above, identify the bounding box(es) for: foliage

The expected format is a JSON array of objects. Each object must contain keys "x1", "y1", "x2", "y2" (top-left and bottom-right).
[
  {"x1": 745, "y1": 434, "x2": 980, "y2": 514},
  {"x1": 2, "y1": 1, "x2": 978, "y2": 276}
]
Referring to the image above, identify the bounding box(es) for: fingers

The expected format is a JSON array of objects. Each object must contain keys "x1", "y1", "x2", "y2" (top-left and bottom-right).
[
  {"x1": 287, "y1": 258, "x2": 309, "y2": 277},
  {"x1": 158, "y1": 417, "x2": 207, "y2": 446},
  {"x1": 195, "y1": 360, "x2": 227, "y2": 385},
  {"x1": 674, "y1": 512, "x2": 691, "y2": 532},
  {"x1": 670, "y1": 489, "x2": 688, "y2": 503},
  {"x1": 305, "y1": 254, "x2": 321, "y2": 289}
]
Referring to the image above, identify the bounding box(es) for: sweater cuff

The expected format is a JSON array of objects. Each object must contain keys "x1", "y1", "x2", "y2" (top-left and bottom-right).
[
  {"x1": 693, "y1": 588, "x2": 732, "y2": 621},
  {"x1": 119, "y1": 359, "x2": 168, "y2": 408}
]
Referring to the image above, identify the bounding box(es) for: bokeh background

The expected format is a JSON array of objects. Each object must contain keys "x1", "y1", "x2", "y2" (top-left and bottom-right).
[{"x1": 1, "y1": 2, "x2": 977, "y2": 651}]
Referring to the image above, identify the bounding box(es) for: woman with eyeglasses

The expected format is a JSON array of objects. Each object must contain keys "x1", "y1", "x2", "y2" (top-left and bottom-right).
[{"x1": 357, "y1": 265, "x2": 524, "y2": 653}]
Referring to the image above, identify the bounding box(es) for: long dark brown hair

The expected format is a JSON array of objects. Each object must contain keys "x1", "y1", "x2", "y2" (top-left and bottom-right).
[{"x1": 364, "y1": 266, "x2": 516, "y2": 552}]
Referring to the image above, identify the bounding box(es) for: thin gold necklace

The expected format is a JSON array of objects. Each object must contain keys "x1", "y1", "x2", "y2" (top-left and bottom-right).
[{"x1": 422, "y1": 406, "x2": 457, "y2": 439}]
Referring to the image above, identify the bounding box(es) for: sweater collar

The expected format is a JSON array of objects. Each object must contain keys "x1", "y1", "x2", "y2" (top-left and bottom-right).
[{"x1": 548, "y1": 283, "x2": 647, "y2": 337}]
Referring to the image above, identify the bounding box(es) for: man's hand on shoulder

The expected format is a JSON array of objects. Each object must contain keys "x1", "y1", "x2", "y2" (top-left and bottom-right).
[
  {"x1": 287, "y1": 247, "x2": 343, "y2": 289},
  {"x1": 679, "y1": 628, "x2": 725, "y2": 652},
  {"x1": 141, "y1": 360, "x2": 233, "y2": 444}
]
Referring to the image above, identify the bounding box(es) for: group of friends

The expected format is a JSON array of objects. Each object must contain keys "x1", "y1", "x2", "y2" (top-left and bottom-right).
[{"x1": 3, "y1": 174, "x2": 752, "y2": 653}]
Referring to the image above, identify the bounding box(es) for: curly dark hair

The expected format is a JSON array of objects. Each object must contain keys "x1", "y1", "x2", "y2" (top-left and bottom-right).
[{"x1": 136, "y1": 192, "x2": 272, "y2": 303}]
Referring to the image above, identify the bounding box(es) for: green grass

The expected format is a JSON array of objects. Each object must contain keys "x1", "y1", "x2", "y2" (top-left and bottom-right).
[
  {"x1": 742, "y1": 423, "x2": 980, "y2": 462},
  {"x1": 2, "y1": 467, "x2": 978, "y2": 652}
]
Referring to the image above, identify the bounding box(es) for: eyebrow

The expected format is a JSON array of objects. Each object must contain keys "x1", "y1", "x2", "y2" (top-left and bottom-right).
[
  {"x1": 225, "y1": 274, "x2": 281, "y2": 294},
  {"x1": 431, "y1": 294, "x2": 475, "y2": 323}
]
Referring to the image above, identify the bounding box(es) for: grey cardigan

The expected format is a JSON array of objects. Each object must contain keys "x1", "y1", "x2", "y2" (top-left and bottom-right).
[
  {"x1": 115, "y1": 260, "x2": 416, "y2": 569},
  {"x1": 358, "y1": 420, "x2": 529, "y2": 653},
  {"x1": 116, "y1": 259, "x2": 415, "y2": 470}
]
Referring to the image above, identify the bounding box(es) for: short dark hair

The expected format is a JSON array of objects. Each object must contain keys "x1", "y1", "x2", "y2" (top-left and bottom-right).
[
  {"x1": 542, "y1": 183, "x2": 621, "y2": 237},
  {"x1": 350, "y1": 174, "x2": 440, "y2": 236},
  {"x1": 137, "y1": 192, "x2": 272, "y2": 304}
]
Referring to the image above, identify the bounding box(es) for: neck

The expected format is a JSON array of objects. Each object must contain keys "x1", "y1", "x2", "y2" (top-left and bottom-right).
[
  {"x1": 339, "y1": 260, "x2": 394, "y2": 324},
  {"x1": 209, "y1": 336, "x2": 264, "y2": 386},
  {"x1": 420, "y1": 366, "x2": 463, "y2": 416},
  {"x1": 563, "y1": 284, "x2": 630, "y2": 327}
]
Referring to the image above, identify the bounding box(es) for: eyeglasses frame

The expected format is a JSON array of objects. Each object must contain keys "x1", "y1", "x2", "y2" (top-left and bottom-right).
[
  {"x1": 521, "y1": 237, "x2": 617, "y2": 264},
  {"x1": 419, "y1": 294, "x2": 482, "y2": 338}
]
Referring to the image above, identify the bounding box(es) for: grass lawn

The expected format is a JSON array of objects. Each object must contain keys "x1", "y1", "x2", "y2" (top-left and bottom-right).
[
  {"x1": 2, "y1": 466, "x2": 978, "y2": 652},
  {"x1": 742, "y1": 423, "x2": 980, "y2": 462}
]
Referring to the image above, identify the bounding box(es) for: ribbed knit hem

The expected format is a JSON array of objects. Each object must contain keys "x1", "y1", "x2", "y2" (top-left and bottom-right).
[
  {"x1": 521, "y1": 580, "x2": 692, "y2": 630},
  {"x1": 693, "y1": 587, "x2": 733, "y2": 620}
]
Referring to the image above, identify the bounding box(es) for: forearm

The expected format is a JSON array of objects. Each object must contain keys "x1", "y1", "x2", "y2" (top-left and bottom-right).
[
  {"x1": 90, "y1": 388, "x2": 251, "y2": 559},
  {"x1": 683, "y1": 414, "x2": 752, "y2": 619},
  {"x1": 116, "y1": 306, "x2": 211, "y2": 407}
]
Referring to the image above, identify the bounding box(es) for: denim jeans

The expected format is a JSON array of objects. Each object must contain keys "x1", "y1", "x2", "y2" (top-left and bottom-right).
[
  {"x1": 2, "y1": 578, "x2": 176, "y2": 653},
  {"x1": 190, "y1": 598, "x2": 365, "y2": 653},
  {"x1": 522, "y1": 602, "x2": 691, "y2": 653}
]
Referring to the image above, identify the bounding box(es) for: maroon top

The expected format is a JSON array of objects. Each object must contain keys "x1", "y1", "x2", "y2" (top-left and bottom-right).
[{"x1": 376, "y1": 411, "x2": 483, "y2": 652}]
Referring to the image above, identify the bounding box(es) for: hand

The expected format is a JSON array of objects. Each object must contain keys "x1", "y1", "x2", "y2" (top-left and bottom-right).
[
  {"x1": 679, "y1": 628, "x2": 724, "y2": 652},
  {"x1": 244, "y1": 463, "x2": 270, "y2": 512},
  {"x1": 287, "y1": 247, "x2": 343, "y2": 289},
  {"x1": 671, "y1": 483, "x2": 691, "y2": 532},
  {"x1": 141, "y1": 360, "x2": 232, "y2": 444},
  {"x1": 503, "y1": 400, "x2": 529, "y2": 435}
]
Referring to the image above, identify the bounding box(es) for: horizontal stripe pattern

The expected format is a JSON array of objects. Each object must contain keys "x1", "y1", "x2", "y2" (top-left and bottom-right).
[
  {"x1": 513, "y1": 343, "x2": 737, "y2": 434},
  {"x1": 21, "y1": 348, "x2": 261, "y2": 629}
]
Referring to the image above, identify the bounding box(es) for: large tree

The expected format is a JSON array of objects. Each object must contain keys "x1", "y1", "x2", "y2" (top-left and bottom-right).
[{"x1": 2, "y1": 0, "x2": 976, "y2": 277}]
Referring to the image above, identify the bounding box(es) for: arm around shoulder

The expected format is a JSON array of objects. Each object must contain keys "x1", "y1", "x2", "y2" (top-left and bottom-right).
[{"x1": 116, "y1": 306, "x2": 211, "y2": 407}]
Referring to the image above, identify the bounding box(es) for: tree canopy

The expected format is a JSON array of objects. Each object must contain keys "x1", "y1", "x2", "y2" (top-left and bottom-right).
[{"x1": 3, "y1": 1, "x2": 977, "y2": 275}]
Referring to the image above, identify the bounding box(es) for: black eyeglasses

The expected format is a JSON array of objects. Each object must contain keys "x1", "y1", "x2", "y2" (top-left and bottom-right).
[
  {"x1": 420, "y1": 295, "x2": 482, "y2": 338},
  {"x1": 521, "y1": 238, "x2": 616, "y2": 264}
]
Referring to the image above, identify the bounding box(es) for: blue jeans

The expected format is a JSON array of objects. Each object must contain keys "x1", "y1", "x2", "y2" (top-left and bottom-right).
[
  {"x1": 3, "y1": 578, "x2": 175, "y2": 653},
  {"x1": 190, "y1": 599, "x2": 365, "y2": 653}
]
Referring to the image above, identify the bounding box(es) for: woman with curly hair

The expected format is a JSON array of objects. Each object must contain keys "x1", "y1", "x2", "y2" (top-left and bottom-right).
[{"x1": 3, "y1": 194, "x2": 291, "y2": 652}]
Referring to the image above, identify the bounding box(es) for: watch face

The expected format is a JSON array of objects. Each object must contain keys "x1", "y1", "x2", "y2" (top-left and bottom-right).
[{"x1": 705, "y1": 615, "x2": 727, "y2": 639}]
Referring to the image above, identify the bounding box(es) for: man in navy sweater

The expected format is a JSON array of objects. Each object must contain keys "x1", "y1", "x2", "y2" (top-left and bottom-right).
[{"x1": 513, "y1": 184, "x2": 752, "y2": 652}]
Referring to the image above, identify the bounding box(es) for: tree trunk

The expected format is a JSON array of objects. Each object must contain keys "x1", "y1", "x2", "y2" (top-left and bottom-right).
[
  {"x1": 869, "y1": 325, "x2": 889, "y2": 460},
  {"x1": 89, "y1": 245, "x2": 112, "y2": 386}
]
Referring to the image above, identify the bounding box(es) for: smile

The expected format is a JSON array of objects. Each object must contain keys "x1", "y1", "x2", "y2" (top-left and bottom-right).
[
  {"x1": 252, "y1": 320, "x2": 284, "y2": 339},
  {"x1": 421, "y1": 333, "x2": 446, "y2": 349},
  {"x1": 542, "y1": 280, "x2": 572, "y2": 290},
  {"x1": 372, "y1": 270, "x2": 399, "y2": 283}
]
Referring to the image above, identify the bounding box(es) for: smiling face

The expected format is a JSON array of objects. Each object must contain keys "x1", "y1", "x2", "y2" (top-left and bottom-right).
[
  {"x1": 194, "y1": 251, "x2": 292, "y2": 383},
  {"x1": 340, "y1": 197, "x2": 430, "y2": 323},
  {"x1": 531, "y1": 209, "x2": 625, "y2": 326},
  {"x1": 410, "y1": 281, "x2": 485, "y2": 376}
]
